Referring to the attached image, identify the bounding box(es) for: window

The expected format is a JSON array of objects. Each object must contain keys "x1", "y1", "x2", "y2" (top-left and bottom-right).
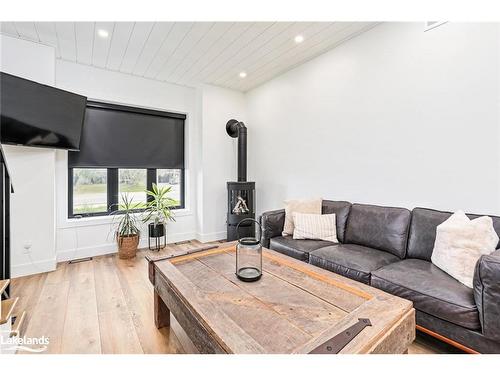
[
  {"x1": 119, "y1": 169, "x2": 147, "y2": 208},
  {"x1": 67, "y1": 101, "x2": 185, "y2": 218},
  {"x1": 72, "y1": 168, "x2": 108, "y2": 215},
  {"x1": 68, "y1": 168, "x2": 184, "y2": 217},
  {"x1": 157, "y1": 169, "x2": 182, "y2": 206}
]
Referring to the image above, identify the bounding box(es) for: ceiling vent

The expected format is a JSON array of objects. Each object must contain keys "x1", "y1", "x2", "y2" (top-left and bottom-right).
[{"x1": 424, "y1": 21, "x2": 447, "y2": 32}]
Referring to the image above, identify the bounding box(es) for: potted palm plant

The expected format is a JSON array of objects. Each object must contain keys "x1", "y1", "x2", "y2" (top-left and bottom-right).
[
  {"x1": 110, "y1": 193, "x2": 141, "y2": 259},
  {"x1": 142, "y1": 183, "x2": 177, "y2": 250}
]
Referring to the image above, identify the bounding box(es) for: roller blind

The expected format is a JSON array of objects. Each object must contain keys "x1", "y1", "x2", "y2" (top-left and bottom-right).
[{"x1": 68, "y1": 101, "x2": 185, "y2": 169}]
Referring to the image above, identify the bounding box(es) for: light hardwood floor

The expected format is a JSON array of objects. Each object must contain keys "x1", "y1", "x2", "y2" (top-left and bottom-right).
[{"x1": 10, "y1": 240, "x2": 458, "y2": 354}]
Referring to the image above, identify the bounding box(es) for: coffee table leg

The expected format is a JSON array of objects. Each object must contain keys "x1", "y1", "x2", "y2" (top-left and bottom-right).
[{"x1": 154, "y1": 289, "x2": 170, "y2": 329}]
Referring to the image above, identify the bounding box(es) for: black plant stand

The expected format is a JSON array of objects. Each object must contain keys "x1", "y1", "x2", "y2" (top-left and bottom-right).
[{"x1": 148, "y1": 223, "x2": 166, "y2": 251}]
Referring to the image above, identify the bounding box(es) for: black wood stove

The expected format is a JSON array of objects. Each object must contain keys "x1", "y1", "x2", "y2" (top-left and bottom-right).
[{"x1": 226, "y1": 119, "x2": 255, "y2": 241}]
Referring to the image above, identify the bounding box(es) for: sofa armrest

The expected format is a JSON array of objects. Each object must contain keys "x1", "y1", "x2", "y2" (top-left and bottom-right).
[
  {"x1": 474, "y1": 249, "x2": 500, "y2": 341},
  {"x1": 259, "y1": 209, "x2": 285, "y2": 248}
]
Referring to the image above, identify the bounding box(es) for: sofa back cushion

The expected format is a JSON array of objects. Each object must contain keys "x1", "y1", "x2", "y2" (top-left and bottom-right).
[
  {"x1": 345, "y1": 203, "x2": 411, "y2": 258},
  {"x1": 322, "y1": 200, "x2": 351, "y2": 243},
  {"x1": 407, "y1": 207, "x2": 500, "y2": 261}
]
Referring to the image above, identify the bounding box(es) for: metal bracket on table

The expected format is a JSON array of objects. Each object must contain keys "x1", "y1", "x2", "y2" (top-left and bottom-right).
[{"x1": 310, "y1": 318, "x2": 372, "y2": 354}]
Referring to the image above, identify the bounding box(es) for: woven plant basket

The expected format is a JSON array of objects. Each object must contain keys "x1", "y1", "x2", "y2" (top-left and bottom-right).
[{"x1": 117, "y1": 234, "x2": 139, "y2": 259}]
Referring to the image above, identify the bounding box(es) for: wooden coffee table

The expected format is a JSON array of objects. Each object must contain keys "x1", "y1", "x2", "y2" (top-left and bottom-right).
[{"x1": 147, "y1": 243, "x2": 415, "y2": 354}]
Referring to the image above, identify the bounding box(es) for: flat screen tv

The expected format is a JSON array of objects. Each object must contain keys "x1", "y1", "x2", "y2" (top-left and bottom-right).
[{"x1": 0, "y1": 72, "x2": 87, "y2": 151}]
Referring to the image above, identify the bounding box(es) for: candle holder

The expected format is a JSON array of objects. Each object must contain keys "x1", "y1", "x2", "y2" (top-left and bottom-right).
[{"x1": 235, "y1": 218, "x2": 262, "y2": 282}]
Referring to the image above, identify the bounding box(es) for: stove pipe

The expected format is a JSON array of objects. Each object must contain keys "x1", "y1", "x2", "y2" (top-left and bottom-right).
[{"x1": 226, "y1": 119, "x2": 247, "y2": 182}]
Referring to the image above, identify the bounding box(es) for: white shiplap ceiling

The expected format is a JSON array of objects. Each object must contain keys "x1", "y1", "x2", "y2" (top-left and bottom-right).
[{"x1": 0, "y1": 22, "x2": 377, "y2": 92}]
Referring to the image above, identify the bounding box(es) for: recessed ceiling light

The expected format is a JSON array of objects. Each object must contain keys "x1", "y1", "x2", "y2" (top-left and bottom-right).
[
  {"x1": 294, "y1": 34, "x2": 304, "y2": 43},
  {"x1": 97, "y1": 29, "x2": 109, "y2": 38},
  {"x1": 239, "y1": 71, "x2": 247, "y2": 78}
]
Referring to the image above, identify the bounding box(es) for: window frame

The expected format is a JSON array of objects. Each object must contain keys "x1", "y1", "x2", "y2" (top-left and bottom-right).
[{"x1": 68, "y1": 167, "x2": 185, "y2": 218}]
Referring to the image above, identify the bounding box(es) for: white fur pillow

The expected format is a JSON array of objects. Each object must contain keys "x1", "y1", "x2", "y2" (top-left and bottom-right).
[
  {"x1": 431, "y1": 210, "x2": 499, "y2": 288},
  {"x1": 292, "y1": 213, "x2": 338, "y2": 242},
  {"x1": 282, "y1": 198, "x2": 322, "y2": 236}
]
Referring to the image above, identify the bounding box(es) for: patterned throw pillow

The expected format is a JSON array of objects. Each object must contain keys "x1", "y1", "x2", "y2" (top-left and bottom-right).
[
  {"x1": 292, "y1": 213, "x2": 338, "y2": 242},
  {"x1": 431, "y1": 210, "x2": 499, "y2": 288},
  {"x1": 282, "y1": 198, "x2": 322, "y2": 236}
]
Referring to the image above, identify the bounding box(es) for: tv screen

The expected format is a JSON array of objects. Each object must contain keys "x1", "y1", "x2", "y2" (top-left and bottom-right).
[{"x1": 0, "y1": 72, "x2": 87, "y2": 151}]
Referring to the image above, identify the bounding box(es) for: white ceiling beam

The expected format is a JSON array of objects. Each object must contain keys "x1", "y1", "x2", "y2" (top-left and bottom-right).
[
  {"x1": 92, "y1": 21, "x2": 114, "y2": 68},
  {"x1": 156, "y1": 22, "x2": 214, "y2": 82},
  {"x1": 106, "y1": 22, "x2": 135, "y2": 71},
  {"x1": 144, "y1": 22, "x2": 194, "y2": 79},
  {"x1": 0, "y1": 22, "x2": 19, "y2": 37},
  {"x1": 56, "y1": 22, "x2": 77, "y2": 62},
  {"x1": 75, "y1": 22, "x2": 94, "y2": 65},
  {"x1": 119, "y1": 22, "x2": 155, "y2": 74},
  {"x1": 14, "y1": 22, "x2": 39, "y2": 42},
  {"x1": 132, "y1": 22, "x2": 174, "y2": 77},
  {"x1": 35, "y1": 22, "x2": 60, "y2": 57}
]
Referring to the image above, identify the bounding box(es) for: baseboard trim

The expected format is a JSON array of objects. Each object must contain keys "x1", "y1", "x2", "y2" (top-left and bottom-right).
[
  {"x1": 57, "y1": 231, "x2": 199, "y2": 262},
  {"x1": 14, "y1": 232, "x2": 222, "y2": 276},
  {"x1": 57, "y1": 243, "x2": 119, "y2": 262},
  {"x1": 11, "y1": 258, "x2": 57, "y2": 278},
  {"x1": 196, "y1": 231, "x2": 226, "y2": 243}
]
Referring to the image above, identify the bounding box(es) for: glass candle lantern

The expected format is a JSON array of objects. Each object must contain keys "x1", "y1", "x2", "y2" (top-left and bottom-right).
[{"x1": 235, "y1": 218, "x2": 262, "y2": 282}]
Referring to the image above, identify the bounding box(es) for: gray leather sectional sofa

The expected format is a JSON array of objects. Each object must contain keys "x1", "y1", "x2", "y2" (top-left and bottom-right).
[{"x1": 260, "y1": 201, "x2": 500, "y2": 353}]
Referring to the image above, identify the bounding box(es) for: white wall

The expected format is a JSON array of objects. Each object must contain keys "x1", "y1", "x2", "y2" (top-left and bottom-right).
[
  {"x1": 54, "y1": 60, "x2": 200, "y2": 261},
  {"x1": 0, "y1": 35, "x2": 57, "y2": 276},
  {"x1": 196, "y1": 84, "x2": 246, "y2": 241},
  {"x1": 246, "y1": 22, "x2": 500, "y2": 216}
]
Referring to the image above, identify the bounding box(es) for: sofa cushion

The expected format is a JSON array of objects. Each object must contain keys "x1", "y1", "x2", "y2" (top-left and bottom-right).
[
  {"x1": 269, "y1": 236, "x2": 333, "y2": 262},
  {"x1": 371, "y1": 259, "x2": 480, "y2": 330},
  {"x1": 407, "y1": 207, "x2": 500, "y2": 261},
  {"x1": 309, "y1": 244, "x2": 400, "y2": 284},
  {"x1": 283, "y1": 198, "x2": 322, "y2": 236},
  {"x1": 292, "y1": 213, "x2": 338, "y2": 242},
  {"x1": 431, "y1": 211, "x2": 498, "y2": 288},
  {"x1": 321, "y1": 200, "x2": 351, "y2": 243},
  {"x1": 344, "y1": 204, "x2": 411, "y2": 258}
]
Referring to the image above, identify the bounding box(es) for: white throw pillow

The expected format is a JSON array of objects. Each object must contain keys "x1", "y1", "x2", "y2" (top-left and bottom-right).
[
  {"x1": 282, "y1": 198, "x2": 322, "y2": 236},
  {"x1": 431, "y1": 210, "x2": 499, "y2": 288},
  {"x1": 292, "y1": 213, "x2": 338, "y2": 242}
]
